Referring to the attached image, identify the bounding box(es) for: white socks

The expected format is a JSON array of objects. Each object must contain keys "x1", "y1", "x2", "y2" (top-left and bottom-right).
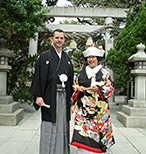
[{"x1": 78, "y1": 148, "x2": 101, "y2": 154}]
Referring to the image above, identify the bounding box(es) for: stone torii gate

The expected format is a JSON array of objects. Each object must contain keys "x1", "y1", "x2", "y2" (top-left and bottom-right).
[
  {"x1": 29, "y1": 7, "x2": 128, "y2": 56},
  {"x1": 28, "y1": 6, "x2": 128, "y2": 103}
]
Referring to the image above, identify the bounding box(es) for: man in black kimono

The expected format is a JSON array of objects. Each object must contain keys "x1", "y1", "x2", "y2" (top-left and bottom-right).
[{"x1": 30, "y1": 29, "x2": 74, "y2": 154}]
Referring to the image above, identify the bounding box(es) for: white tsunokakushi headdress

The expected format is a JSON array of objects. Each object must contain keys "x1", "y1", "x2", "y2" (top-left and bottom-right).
[{"x1": 83, "y1": 46, "x2": 105, "y2": 58}]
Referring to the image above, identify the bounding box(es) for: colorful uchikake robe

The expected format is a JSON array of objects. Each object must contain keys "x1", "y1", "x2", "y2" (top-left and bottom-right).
[{"x1": 71, "y1": 65, "x2": 115, "y2": 153}]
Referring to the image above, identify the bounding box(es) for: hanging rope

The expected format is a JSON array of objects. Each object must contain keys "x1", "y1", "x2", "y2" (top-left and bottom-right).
[{"x1": 43, "y1": 23, "x2": 113, "y2": 39}]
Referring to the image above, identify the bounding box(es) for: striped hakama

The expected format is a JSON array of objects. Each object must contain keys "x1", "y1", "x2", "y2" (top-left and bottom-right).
[{"x1": 39, "y1": 85, "x2": 69, "y2": 154}]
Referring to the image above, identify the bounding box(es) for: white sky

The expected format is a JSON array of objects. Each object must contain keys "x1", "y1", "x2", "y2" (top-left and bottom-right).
[
  {"x1": 42, "y1": 0, "x2": 73, "y2": 24},
  {"x1": 56, "y1": 0, "x2": 72, "y2": 7},
  {"x1": 53, "y1": 0, "x2": 72, "y2": 24},
  {"x1": 55, "y1": 0, "x2": 74, "y2": 23},
  {"x1": 42, "y1": 0, "x2": 72, "y2": 7}
]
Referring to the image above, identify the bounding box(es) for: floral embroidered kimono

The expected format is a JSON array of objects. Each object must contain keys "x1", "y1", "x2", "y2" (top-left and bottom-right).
[{"x1": 71, "y1": 65, "x2": 115, "y2": 153}]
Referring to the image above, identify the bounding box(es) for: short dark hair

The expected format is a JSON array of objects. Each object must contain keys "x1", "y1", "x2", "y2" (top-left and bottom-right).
[{"x1": 52, "y1": 29, "x2": 64, "y2": 36}]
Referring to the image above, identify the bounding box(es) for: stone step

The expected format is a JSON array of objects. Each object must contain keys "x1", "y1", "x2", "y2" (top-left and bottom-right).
[
  {"x1": 116, "y1": 111, "x2": 146, "y2": 128},
  {"x1": 0, "y1": 95, "x2": 13, "y2": 104},
  {"x1": 128, "y1": 99, "x2": 146, "y2": 108},
  {"x1": 0, "y1": 108, "x2": 24, "y2": 126},
  {"x1": 122, "y1": 105, "x2": 146, "y2": 116},
  {"x1": 0, "y1": 102, "x2": 19, "y2": 113},
  {"x1": 115, "y1": 95, "x2": 127, "y2": 104}
]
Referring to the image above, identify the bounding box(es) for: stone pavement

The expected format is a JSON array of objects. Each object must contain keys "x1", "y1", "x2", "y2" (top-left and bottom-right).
[{"x1": 0, "y1": 104, "x2": 146, "y2": 154}]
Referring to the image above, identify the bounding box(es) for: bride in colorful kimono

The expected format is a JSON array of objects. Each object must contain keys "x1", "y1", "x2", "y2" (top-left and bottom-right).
[{"x1": 71, "y1": 46, "x2": 115, "y2": 154}]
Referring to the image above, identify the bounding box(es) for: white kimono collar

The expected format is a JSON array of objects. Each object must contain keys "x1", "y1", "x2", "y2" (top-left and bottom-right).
[
  {"x1": 54, "y1": 46, "x2": 62, "y2": 59},
  {"x1": 86, "y1": 64, "x2": 102, "y2": 79}
]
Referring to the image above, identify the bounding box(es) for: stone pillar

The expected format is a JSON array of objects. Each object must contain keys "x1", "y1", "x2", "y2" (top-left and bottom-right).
[
  {"x1": 105, "y1": 17, "x2": 113, "y2": 56},
  {"x1": 105, "y1": 17, "x2": 114, "y2": 102},
  {"x1": 28, "y1": 33, "x2": 39, "y2": 56},
  {"x1": 0, "y1": 38, "x2": 24, "y2": 126},
  {"x1": 27, "y1": 33, "x2": 39, "y2": 77},
  {"x1": 117, "y1": 43, "x2": 146, "y2": 127}
]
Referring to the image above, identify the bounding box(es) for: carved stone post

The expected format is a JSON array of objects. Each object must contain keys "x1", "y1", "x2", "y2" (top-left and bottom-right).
[
  {"x1": 28, "y1": 33, "x2": 38, "y2": 57},
  {"x1": 105, "y1": 17, "x2": 114, "y2": 102},
  {"x1": 105, "y1": 17, "x2": 113, "y2": 56}
]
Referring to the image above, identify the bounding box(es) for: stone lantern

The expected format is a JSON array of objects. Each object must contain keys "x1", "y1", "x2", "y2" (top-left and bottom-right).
[
  {"x1": 0, "y1": 38, "x2": 12, "y2": 95},
  {"x1": 129, "y1": 43, "x2": 146, "y2": 100},
  {"x1": 117, "y1": 43, "x2": 146, "y2": 127},
  {"x1": 0, "y1": 38, "x2": 24, "y2": 126}
]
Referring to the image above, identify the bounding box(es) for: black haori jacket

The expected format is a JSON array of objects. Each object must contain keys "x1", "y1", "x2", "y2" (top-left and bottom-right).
[{"x1": 30, "y1": 46, "x2": 74, "y2": 122}]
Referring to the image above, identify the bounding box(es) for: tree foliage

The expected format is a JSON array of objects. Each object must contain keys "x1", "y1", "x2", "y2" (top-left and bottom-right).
[
  {"x1": 106, "y1": 2, "x2": 146, "y2": 95},
  {"x1": 0, "y1": 0, "x2": 48, "y2": 104},
  {"x1": 68, "y1": 0, "x2": 143, "y2": 8},
  {"x1": 0, "y1": 0, "x2": 47, "y2": 51},
  {"x1": 8, "y1": 55, "x2": 38, "y2": 105}
]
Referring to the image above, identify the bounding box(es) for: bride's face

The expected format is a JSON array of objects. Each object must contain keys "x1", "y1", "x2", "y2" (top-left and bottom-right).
[{"x1": 87, "y1": 56, "x2": 98, "y2": 68}]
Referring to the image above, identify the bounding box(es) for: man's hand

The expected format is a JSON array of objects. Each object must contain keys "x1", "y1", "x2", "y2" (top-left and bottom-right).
[{"x1": 36, "y1": 97, "x2": 44, "y2": 107}]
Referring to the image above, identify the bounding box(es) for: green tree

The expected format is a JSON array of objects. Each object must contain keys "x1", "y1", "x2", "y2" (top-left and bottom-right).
[
  {"x1": 106, "y1": 2, "x2": 146, "y2": 95},
  {"x1": 0, "y1": 0, "x2": 47, "y2": 51},
  {"x1": 0, "y1": 0, "x2": 48, "y2": 104},
  {"x1": 68, "y1": 0, "x2": 143, "y2": 8}
]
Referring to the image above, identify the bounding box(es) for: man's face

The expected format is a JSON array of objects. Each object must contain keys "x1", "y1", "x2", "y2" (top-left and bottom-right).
[{"x1": 51, "y1": 31, "x2": 65, "y2": 49}]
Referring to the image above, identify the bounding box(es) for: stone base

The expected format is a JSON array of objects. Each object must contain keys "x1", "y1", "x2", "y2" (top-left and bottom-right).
[
  {"x1": 128, "y1": 99, "x2": 146, "y2": 108},
  {"x1": 115, "y1": 95, "x2": 127, "y2": 104},
  {"x1": 0, "y1": 95, "x2": 24, "y2": 126},
  {"x1": 117, "y1": 99, "x2": 146, "y2": 127},
  {"x1": 122, "y1": 105, "x2": 146, "y2": 116},
  {"x1": 0, "y1": 102, "x2": 19, "y2": 113},
  {"x1": 0, "y1": 95, "x2": 13, "y2": 104},
  {"x1": 117, "y1": 112, "x2": 146, "y2": 127},
  {"x1": 0, "y1": 109, "x2": 24, "y2": 126}
]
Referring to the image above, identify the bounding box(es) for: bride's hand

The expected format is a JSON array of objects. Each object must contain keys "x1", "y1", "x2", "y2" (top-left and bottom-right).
[
  {"x1": 85, "y1": 86, "x2": 98, "y2": 92},
  {"x1": 78, "y1": 86, "x2": 86, "y2": 92}
]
